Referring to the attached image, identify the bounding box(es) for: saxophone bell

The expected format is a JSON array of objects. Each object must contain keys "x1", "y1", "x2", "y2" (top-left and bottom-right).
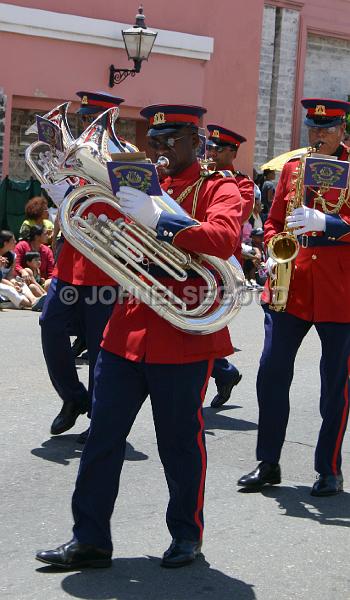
[{"x1": 268, "y1": 231, "x2": 299, "y2": 264}]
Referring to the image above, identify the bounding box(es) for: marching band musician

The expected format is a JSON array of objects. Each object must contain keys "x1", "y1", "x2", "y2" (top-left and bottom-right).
[
  {"x1": 206, "y1": 125, "x2": 254, "y2": 224},
  {"x1": 36, "y1": 104, "x2": 243, "y2": 570},
  {"x1": 41, "y1": 91, "x2": 132, "y2": 444},
  {"x1": 206, "y1": 125, "x2": 255, "y2": 408},
  {"x1": 238, "y1": 97, "x2": 350, "y2": 497}
]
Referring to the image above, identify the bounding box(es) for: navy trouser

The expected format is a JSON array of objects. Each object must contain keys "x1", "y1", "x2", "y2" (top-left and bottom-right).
[
  {"x1": 40, "y1": 278, "x2": 117, "y2": 415},
  {"x1": 212, "y1": 358, "x2": 240, "y2": 385},
  {"x1": 257, "y1": 307, "x2": 350, "y2": 475},
  {"x1": 72, "y1": 350, "x2": 213, "y2": 552}
]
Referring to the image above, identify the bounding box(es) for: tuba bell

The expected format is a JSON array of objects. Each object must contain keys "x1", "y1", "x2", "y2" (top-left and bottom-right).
[
  {"x1": 25, "y1": 102, "x2": 75, "y2": 184},
  {"x1": 26, "y1": 106, "x2": 245, "y2": 335}
]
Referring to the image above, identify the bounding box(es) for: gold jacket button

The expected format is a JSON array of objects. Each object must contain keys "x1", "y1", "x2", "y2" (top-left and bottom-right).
[
  {"x1": 312, "y1": 254, "x2": 317, "y2": 260},
  {"x1": 311, "y1": 231, "x2": 317, "y2": 237},
  {"x1": 167, "y1": 188, "x2": 174, "y2": 195}
]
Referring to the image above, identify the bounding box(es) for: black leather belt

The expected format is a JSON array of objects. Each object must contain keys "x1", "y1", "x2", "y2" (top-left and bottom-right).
[{"x1": 298, "y1": 235, "x2": 347, "y2": 248}]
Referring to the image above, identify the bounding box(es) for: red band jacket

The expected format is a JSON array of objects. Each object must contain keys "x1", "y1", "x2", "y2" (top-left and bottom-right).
[
  {"x1": 102, "y1": 161, "x2": 243, "y2": 363},
  {"x1": 262, "y1": 143, "x2": 350, "y2": 322}
]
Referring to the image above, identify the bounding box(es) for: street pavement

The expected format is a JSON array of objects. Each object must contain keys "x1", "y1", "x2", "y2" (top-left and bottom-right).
[{"x1": 1, "y1": 297, "x2": 349, "y2": 600}]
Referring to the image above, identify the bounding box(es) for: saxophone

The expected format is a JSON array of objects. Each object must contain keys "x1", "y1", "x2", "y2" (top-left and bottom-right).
[{"x1": 268, "y1": 143, "x2": 322, "y2": 311}]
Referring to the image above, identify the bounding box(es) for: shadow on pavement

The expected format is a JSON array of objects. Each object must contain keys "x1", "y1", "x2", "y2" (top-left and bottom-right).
[
  {"x1": 31, "y1": 438, "x2": 148, "y2": 466},
  {"x1": 31, "y1": 434, "x2": 83, "y2": 465},
  {"x1": 37, "y1": 555, "x2": 256, "y2": 600},
  {"x1": 203, "y1": 406, "x2": 257, "y2": 434},
  {"x1": 262, "y1": 485, "x2": 350, "y2": 527}
]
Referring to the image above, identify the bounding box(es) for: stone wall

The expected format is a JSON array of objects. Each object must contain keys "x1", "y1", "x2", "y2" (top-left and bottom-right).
[
  {"x1": 0, "y1": 90, "x2": 6, "y2": 179},
  {"x1": 254, "y1": 6, "x2": 300, "y2": 169},
  {"x1": 301, "y1": 34, "x2": 350, "y2": 146},
  {"x1": 8, "y1": 108, "x2": 137, "y2": 181}
]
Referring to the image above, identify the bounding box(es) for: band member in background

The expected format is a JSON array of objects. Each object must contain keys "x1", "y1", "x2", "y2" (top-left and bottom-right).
[
  {"x1": 41, "y1": 91, "x2": 132, "y2": 444},
  {"x1": 238, "y1": 97, "x2": 350, "y2": 497},
  {"x1": 206, "y1": 125, "x2": 254, "y2": 224},
  {"x1": 206, "y1": 125, "x2": 255, "y2": 408},
  {"x1": 36, "y1": 104, "x2": 243, "y2": 570}
]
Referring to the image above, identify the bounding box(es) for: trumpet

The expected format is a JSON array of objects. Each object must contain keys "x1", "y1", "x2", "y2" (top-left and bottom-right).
[{"x1": 199, "y1": 157, "x2": 216, "y2": 173}]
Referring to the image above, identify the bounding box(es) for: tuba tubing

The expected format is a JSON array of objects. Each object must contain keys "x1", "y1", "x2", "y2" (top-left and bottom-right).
[
  {"x1": 24, "y1": 103, "x2": 245, "y2": 334},
  {"x1": 59, "y1": 184, "x2": 244, "y2": 335}
]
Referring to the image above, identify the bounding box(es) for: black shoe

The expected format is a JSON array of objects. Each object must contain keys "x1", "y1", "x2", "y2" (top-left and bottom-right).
[
  {"x1": 71, "y1": 337, "x2": 87, "y2": 359},
  {"x1": 50, "y1": 401, "x2": 88, "y2": 436},
  {"x1": 310, "y1": 473, "x2": 344, "y2": 497},
  {"x1": 36, "y1": 539, "x2": 112, "y2": 569},
  {"x1": 76, "y1": 427, "x2": 90, "y2": 445},
  {"x1": 237, "y1": 461, "x2": 281, "y2": 489},
  {"x1": 161, "y1": 539, "x2": 202, "y2": 568},
  {"x1": 211, "y1": 373, "x2": 242, "y2": 408}
]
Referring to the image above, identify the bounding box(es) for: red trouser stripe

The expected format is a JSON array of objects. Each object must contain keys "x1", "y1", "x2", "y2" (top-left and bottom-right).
[
  {"x1": 331, "y1": 355, "x2": 350, "y2": 475},
  {"x1": 194, "y1": 358, "x2": 214, "y2": 541}
]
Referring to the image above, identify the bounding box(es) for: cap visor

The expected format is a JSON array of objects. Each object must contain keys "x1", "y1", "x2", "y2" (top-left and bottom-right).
[
  {"x1": 76, "y1": 107, "x2": 103, "y2": 115},
  {"x1": 304, "y1": 116, "x2": 343, "y2": 128},
  {"x1": 147, "y1": 127, "x2": 180, "y2": 137}
]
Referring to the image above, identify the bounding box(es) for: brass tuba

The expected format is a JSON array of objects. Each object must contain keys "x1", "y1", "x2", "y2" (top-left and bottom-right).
[
  {"x1": 26, "y1": 106, "x2": 245, "y2": 334},
  {"x1": 25, "y1": 102, "x2": 75, "y2": 184},
  {"x1": 267, "y1": 144, "x2": 321, "y2": 311}
]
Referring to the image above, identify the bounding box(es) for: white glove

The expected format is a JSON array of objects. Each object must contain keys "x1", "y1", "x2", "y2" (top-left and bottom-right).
[
  {"x1": 42, "y1": 181, "x2": 71, "y2": 207},
  {"x1": 265, "y1": 256, "x2": 277, "y2": 276},
  {"x1": 241, "y1": 243, "x2": 256, "y2": 258},
  {"x1": 117, "y1": 186, "x2": 163, "y2": 229},
  {"x1": 286, "y1": 206, "x2": 326, "y2": 235}
]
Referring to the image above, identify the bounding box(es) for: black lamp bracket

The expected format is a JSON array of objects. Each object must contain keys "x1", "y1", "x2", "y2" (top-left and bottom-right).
[{"x1": 109, "y1": 59, "x2": 142, "y2": 87}]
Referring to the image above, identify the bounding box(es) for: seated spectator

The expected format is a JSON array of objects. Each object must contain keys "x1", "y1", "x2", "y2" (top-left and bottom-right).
[
  {"x1": 23, "y1": 251, "x2": 47, "y2": 298},
  {"x1": 0, "y1": 230, "x2": 16, "y2": 279},
  {"x1": 15, "y1": 225, "x2": 54, "y2": 292},
  {"x1": 0, "y1": 230, "x2": 38, "y2": 309},
  {"x1": 19, "y1": 196, "x2": 54, "y2": 244}
]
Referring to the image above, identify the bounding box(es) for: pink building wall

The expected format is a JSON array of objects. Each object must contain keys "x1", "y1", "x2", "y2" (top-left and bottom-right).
[{"x1": 0, "y1": 0, "x2": 265, "y2": 177}]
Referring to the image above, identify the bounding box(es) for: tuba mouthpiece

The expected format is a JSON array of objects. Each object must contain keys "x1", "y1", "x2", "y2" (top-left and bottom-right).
[{"x1": 156, "y1": 156, "x2": 169, "y2": 168}]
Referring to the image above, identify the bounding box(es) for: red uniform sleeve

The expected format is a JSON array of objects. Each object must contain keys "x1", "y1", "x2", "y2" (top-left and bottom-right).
[
  {"x1": 264, "y1": 161, "x2": 295, "y2": 245},
  {"x1": 236, "y1": 176, "x2": 255, "y2": 223},
  {"x1": 173, "y1": 179, "x2": 242, "y2": 260}
]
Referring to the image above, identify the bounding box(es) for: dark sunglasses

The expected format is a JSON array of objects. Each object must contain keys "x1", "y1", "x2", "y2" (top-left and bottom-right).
[
  {"x1": 207, "y1": 145, "x2": 232, "y2": 153},
  {"x1": 148, "y1": 134, "x2": 189, "y2": 151}
]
